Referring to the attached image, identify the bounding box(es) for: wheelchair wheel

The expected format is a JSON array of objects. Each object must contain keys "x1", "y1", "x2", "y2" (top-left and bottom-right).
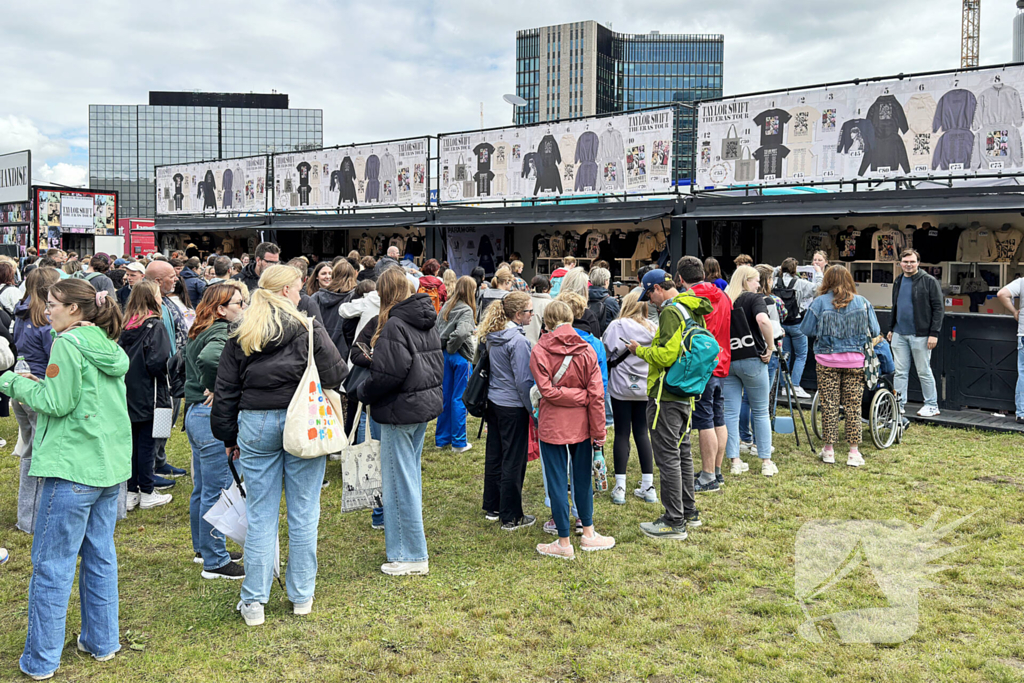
[
  {"x1": 870, "y1": 389, "x2": 900, "y2": 450},
  {"x1": 810, "y1": 391, "x2": 823, "y2": 440}
]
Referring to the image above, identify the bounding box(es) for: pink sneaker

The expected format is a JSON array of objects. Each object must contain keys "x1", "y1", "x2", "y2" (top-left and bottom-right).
[
  {"x1": 536, "y1": 540, "x2": 575, "y2": 560},
  {"x1": 580, "y1": 532, "x2": 616, "y2": 552}
]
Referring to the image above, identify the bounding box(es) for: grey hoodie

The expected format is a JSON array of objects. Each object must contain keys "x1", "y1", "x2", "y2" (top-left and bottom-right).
[
  {"x1": 438, "y1": 301, "x2": 475, "y2": 361},
  {"x1": 485, "y1": 323, "x2": 534, "y2": 410}
]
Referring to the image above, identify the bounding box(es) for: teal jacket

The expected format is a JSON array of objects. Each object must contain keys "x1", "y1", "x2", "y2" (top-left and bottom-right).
[
  {"x1": 0, "y1": 324, "x2": 131, "y2": 487},
  {"x1": 184, "y1": 319, "x2": 230, "y2": 407}
]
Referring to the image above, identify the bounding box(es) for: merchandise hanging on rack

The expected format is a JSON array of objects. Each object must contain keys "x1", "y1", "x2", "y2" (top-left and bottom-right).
[{"x1": 446, "y1": 226, "x2": 506, "y2": 277}]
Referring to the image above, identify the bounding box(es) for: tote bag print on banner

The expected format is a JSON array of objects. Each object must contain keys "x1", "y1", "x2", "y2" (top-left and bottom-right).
[
  {"x1": 721, "y1": 124, "x2": 741, "y2": 160},
  {"x1": 339, "y1": 402, "x2": 383, "y2": 514},
  {"x1": 283, "y1": 319, "x2": 348, "y2": 459},
  {"x1": 735, "y1": 147, "x2": 756, "y2": 182}
]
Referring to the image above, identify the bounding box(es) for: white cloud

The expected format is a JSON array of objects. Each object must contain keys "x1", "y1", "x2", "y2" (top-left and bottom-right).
[{"x1": 34, "y1": 163, "x2": 88, "y2": 188}]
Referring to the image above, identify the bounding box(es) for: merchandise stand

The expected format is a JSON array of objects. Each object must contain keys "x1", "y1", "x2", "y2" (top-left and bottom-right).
[{"x1": 682, "y1": 185, "x2": 1024, "y2": 413}]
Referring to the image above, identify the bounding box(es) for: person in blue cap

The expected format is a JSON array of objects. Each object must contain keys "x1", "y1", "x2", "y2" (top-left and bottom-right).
[{"x1": 625, "y1": 268, "x2": 713, "y2": 541}]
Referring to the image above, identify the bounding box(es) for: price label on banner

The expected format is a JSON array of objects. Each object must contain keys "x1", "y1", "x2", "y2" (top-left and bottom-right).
[
  {"x1": 949, "y1": 163, "x2": 964, "y2": 171},
  {"x1": 991, "y1": 162, "x2": 1005, "y2": 170},
  {"x1": 764, "y1": 174, "x2": 777, "y2": 181}
]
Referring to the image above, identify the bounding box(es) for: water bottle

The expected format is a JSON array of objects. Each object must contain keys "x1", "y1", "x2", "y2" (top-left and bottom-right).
[
  {"x1": 592, "y1": 442, "x2": 608, "y2": 493},
  {"x1": 14, "y1": 356, "x2": 30, "y2": 376}
]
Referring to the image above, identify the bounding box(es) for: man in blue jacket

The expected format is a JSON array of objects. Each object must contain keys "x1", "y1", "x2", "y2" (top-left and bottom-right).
[{"x1": 180, "y1": 257, "x2": 207, "y2": 307}]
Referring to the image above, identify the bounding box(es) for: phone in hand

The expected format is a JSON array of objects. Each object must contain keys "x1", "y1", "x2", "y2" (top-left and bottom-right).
[
  {"x1": 619, "y1": 337, "x2": 630, "y2": 344},
  {"x1": 355, "y1": 341, "x2": 373, "y2": 359}
]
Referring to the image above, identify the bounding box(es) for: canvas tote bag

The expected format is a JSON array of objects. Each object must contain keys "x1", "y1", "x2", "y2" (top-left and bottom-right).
[
  {"x1": 721, "y1": 124, "x2": 741, "y2": 161},
  {"x1": 735, "y1": 146, "x2": 756, "y2": 183},
  {"x1": 339, "y1": 401, "x2": 383, "y2": 513},
  {"x1": 283, "y1": 318, "x2": 348, "y2": 458}
]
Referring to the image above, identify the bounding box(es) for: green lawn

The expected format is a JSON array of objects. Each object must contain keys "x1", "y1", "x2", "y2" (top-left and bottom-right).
[{"x1": 0, "y1": 412, "x2": 1022, "y2": 682}]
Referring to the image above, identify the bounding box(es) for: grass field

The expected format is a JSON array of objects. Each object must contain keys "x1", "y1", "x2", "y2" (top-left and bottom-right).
[{"x1": 0, "y1": 411, "x2": 1022, "y2": 682}]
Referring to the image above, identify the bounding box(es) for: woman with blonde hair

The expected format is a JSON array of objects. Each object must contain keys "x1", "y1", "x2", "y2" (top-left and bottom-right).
[
  {"x1": 530, "y1": 300, "x2": 614, "y2": 559},
  {"x1": 436, "y1": 276, "x2": 478, "y2": 452},
  {"x1": 723, "y1": 265, "x2": 778, "y2": 477},
  {"x1": 476, "y1": 291, "x2": 536, "y2": 529},
  {"x1": 800, "y1": 266, "x2": 880, "y2": 467},
  {"x1": 357, "y1": 267, "x2": 443, "y2": 576},
  {"x1": 442, "y1": 267, "x2": 457, "y2": 296},
  {"x1": 602, "y1": 291, "x2": 656, "y2": 505},
  {"x1": 1, "y1": 279, "x2": 129, "y2": 679},
  {"x1": 212, "y1": 265, "x2": 345, "y2": 626},
  {"x1": 185, "y1": 282, "x2": 249, "y2": 579},
  {"x1": 118, "y1": 280, "x2": 173, "y2": 511},
  {"x1": 477, "y1": 267, "x2": 513, "y2": 319}
]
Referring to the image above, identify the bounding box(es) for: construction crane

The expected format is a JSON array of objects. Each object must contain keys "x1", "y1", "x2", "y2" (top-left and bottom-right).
[{"x1": 962, "y1": 0, "x2": 980, "y2": 68}]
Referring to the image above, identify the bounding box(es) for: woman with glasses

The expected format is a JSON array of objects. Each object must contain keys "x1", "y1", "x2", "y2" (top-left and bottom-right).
[
  {"x1": 475, "y1": 291, "x2": 536, "y2": 531},
  {"x1": 184, "y1": 282, "x2": 249, "y2": 581}
]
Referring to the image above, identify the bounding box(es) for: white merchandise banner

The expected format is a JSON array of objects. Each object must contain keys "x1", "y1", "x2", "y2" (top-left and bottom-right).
[
  {"x1": 60, "y1": 195, "x2": 94, "y2": 230},
  {"x1": 156, "y1": 156, "x2": 267, "y2": 216},
  {"x1": 438, "y1": 108, "x2": 674, "y2": 203},
  {"x1": 696, "y1": 64, "x2": 1024, "y2": 188},
  {"x1": 446, "y1": 226, "x2": 506, "y2": 278},
  {"x1": 272, "y1": 138, "x2": 429, "y2": 210},
  {"x1": 0, "y1": 151, "x2": 30, "y2": 204}
]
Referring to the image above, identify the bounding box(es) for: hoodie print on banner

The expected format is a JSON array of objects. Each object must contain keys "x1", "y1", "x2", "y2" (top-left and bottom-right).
[
  {"x1": 574, "y1": 131, "x2": 600, "y2": 191},
  {"x1": 932, "y1": 89, "x2": 977, "y2": 171},
  {"x1": 534, "y1": 135, "x2": 563, "y2": 194},
  {"x1": 860, "y1": 95, "x2": 910, "y2": 175},
  {"x1": 365, "y1": 155, "x2": 381, "y2": 203},
  {"x1": 902, "y1": 93, "x2": 940, "y2": 171}
]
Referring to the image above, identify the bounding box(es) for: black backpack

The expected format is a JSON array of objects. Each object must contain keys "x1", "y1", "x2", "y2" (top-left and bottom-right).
[
  {"x1": 588, "y1": 295, "x2": 610, "y2": 337},
  {"x1": 773, "y1": 274, "x2": 802, "y2": 325},
  {"x1": 461, "y1": 345, "x2": 490, "y2": 419}
]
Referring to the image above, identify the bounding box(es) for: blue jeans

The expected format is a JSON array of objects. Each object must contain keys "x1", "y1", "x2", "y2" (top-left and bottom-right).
[
  {"x1": 21, "y1": 478, "x2": 121, "y2": 678},
  {"x1": 380, "y1": 422, "x2": 429, "y2": 563},
  {"x1": 891, "y1": 332, "x2": 937, "y2": 409},
  {"x1": 186, "y1": 403, "x2": 233, "y2": 571},
  {"x1": 436, "y1": 351, "x2": 470, "y2": 448},
  {"x1": 1018, "y1": 337, "x2": 1024, "y2": 418},
  {"x1": 540, "y1": 440, "x2": 594, "y2": 538},
  {"x1": 724, "y1": 358, "x2": 773, "y2": 460},
  {"x1": 739, "y1": 354, "x2": 779, "y2": 442},
  {"x1": 783, "y1": 324, "x2": 808, "y2": 388},
  {"x1": 237, "y1": 409, "x2": 326, "y2": 605}
]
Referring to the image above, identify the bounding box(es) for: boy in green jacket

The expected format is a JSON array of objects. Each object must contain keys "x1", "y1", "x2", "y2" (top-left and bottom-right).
[{"x1": 626, "y1": 269, "x2": 713, "y2": 541}]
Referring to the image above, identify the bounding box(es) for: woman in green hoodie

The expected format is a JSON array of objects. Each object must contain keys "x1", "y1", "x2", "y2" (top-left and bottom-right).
[
  {"x1": 0, "y1": 279, "x2": 129, "y2": 681},
  {"x1": 185, "y1": 281, "x2": 249, "y2": 581}
]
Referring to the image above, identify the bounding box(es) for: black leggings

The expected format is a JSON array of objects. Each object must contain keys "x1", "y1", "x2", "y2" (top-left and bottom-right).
[{"x1": 611, "y1": 398, "x2": 653, "y2": 476}]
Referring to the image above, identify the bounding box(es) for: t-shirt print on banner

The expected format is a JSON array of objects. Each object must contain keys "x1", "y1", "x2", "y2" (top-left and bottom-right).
[{"x1": 753, "y1": 108, "x2": 792, "y2": 147}]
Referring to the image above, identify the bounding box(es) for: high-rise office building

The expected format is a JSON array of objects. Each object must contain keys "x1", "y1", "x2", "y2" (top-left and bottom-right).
[
  {"x1": 89, "y1": 91, "x2": 322, "y2": 218},
  {"x1": 515, "y1": 21, "x2": 723, "y2": 182}
]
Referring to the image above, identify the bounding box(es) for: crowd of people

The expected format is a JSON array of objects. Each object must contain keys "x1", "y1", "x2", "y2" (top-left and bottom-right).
[{"x1": 0, "y1": 240, "x2": 950, "y2": 679}]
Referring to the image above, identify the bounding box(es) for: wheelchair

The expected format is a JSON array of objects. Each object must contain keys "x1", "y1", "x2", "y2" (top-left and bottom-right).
[{"x1": 810, "y1": 374, "x2": 905, "y2": 450}]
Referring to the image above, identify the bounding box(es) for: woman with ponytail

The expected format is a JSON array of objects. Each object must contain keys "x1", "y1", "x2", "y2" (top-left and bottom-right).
[
  {"x1": 357, "y1": 268, "x2": 443, "y2": 576},
  {"x1": 0, "y1": 279, "x2": 130, "y2": 679},
  {"x1": 212, "y1": 265, "x2": 345, "y2": 626},
  {"x1": 476, "y1": 291, "x2": 536, "y2": 530},
  {"x1": 435, "y1": 276, "x2": 477, "y2": 452}
]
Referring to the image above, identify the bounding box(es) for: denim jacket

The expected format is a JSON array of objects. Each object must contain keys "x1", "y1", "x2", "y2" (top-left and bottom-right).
[{"x1": 800, "y1": 293, "x2": 880, "y2": 355}]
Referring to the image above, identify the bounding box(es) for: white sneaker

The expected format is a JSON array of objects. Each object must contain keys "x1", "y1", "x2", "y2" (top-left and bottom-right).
[
  {"x1": 126, "y1": 492, "x2": 140, "y2": 511},
  {"x1": 633, "y1": 484, "x2": 658, "y2": 503},
  {"x1": 730, "y1": 458, "x2": 749, "y2": 475},
  {"x1": 453, "y1": 444, "x2": 473, "y2": 453},
  {"x1": 381, "y1": 561, "x2": 429, "y2": 576},
  {"x1": 139, "y1": 491, "x2": 172, "y2": 509},
  {"x1": 847, "y1": 453, "x2": 865, "y2": 468},
  {"x1": 917, "y1": 405, "x2": 940, "y2": 417},
  {"x1": 77, "y1": 637, "x2": 116, "y2": 662},
  {"x1": 819, "y1": 449, "x2": 835, "y2": 464},
  {"x1": 293, "y1": 599, "x2": 313, "y2": 615},
  {"x1": 738, "y1": 441, "x2": 752, "y2": 454},
  {"x1": 237, "y1": 600, "x2": 264, "y2": 626},
  {"x1": 611, "y1": 486, "x2": 626, "y2": 505},
  {"x1": 750, "y1": 444, "x2": 775, "y2": 458},
  {"x1": 761, "y1": 460, "x2": 779, "y2": 477},
  {"x1": 794, "y1": 387, "x2": 812, "y2": 400}
]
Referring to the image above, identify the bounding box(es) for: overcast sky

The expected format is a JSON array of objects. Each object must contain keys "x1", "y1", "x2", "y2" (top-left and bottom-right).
[{"x1": 0, "y1": 0, "x2": 1017, "y2": 187}]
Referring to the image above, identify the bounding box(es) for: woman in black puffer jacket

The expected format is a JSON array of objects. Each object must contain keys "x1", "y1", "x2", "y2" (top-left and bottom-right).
[
  {"x1": 357, "y1": 268, "x2": 442, "y2": 577},
  {"x1": 212, "y1": 265, "x2": 345, "y2": 627}
]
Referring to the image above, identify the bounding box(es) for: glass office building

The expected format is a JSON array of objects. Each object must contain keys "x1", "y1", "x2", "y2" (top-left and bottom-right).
[
  {"x1": 89, "y1": 92, "x2": 322, "y2": 218},
  {"x1": 515, "y1": 22, "x2": 723, "y2": 182}
]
